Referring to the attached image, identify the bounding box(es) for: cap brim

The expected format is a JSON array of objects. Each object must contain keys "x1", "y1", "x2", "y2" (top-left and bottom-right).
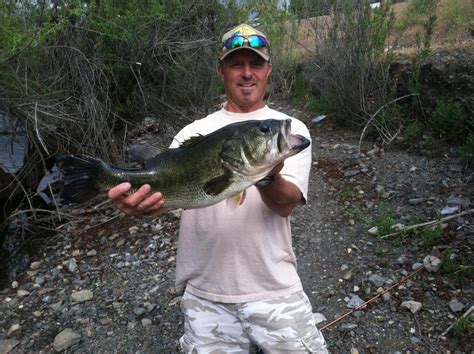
[{"x1": 219, "y1": 47, "x2": 270, "y2": 61}]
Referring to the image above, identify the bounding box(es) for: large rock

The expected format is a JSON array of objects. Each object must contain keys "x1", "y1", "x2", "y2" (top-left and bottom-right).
[
  {"x1": 70, "y1": 289, "x2": 93, "y2": 303},
  {"x1": 53, "y1": 328, "x2": 81, "y2": 352},
  {"x1": 0, "y1": 339, "x2": 19, "y2": 354}
]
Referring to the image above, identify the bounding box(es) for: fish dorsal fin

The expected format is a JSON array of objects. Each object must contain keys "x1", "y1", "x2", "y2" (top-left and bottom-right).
[
  {"x1": 177, "y1": 134, "x2": 205, "y2": 149},
  {"x1": 128, "y1": 143, "x2": 166, "y2": 165},
  {"x1": 203, "y1": 171, "x2": 232, "y2": 196},
  {"x1": 226, "y1": 191, "x2": 246, "y2": 209}
]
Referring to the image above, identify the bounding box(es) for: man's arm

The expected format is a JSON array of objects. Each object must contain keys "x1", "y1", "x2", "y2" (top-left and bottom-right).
[{"x1": 255, "y1": 162, "x2": 305, "y2": 218}]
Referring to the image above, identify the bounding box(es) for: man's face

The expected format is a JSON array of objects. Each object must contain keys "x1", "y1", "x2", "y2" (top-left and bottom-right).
[{"x1": 217, "y1": 49, "x2": 272, "y2": 113}]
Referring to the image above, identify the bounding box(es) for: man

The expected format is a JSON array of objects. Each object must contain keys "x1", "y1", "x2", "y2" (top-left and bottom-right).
[{"x1": 109, "y1": 24, "x2": 327, "y2": 353}]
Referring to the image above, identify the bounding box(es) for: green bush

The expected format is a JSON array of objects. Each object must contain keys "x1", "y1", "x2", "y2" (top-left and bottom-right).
[
  {"x1": 395, "y1": 0, "x2": 438, "y2": 32},
  {"x1": 442, "y1": 249, "x2": 470, "y2": 275},
  {"x1": 422, "y1": 226, "x2": 443, "y2": 247},
  {"x1": 461, "y1": 133, "x2": 474, "y2": 166},
  {"x1": 452, "y1": 315, "x2": 471, "y2": 338},
  {"x1": 404, "y1": 121, "x2": 424, "y2": 143},
  {"x1": 430, "y1": 100, "x2": 467, "y2": 143}
]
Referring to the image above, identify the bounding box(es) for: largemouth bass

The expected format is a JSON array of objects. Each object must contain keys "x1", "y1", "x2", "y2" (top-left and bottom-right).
[{"x1": 56, "y1": 119, "x2": 310, "y2": 211}]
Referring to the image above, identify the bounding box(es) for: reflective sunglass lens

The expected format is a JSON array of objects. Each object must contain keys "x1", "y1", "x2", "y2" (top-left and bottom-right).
[
  {"x1": 226, "y1": 36, "x2": 244, "y2": 49},
  {"x1": 224, "y1": 35, "x2": 268, "y2": 50},
  {"x1": 247, "y1": 35, "x2": 267, "y2": 48}
]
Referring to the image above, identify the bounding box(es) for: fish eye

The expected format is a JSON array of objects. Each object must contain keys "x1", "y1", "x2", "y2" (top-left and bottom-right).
[{"x1": 259, "y1": 123, "x2": 270, "y2": 133}]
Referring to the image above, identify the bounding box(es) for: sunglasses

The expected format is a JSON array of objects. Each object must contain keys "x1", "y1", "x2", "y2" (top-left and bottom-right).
[{"x1": 224, "y1": 34, "x2": 269, "y2": 50}]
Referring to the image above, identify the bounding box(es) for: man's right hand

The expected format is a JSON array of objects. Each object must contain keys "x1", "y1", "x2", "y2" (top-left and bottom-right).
[{"x1": 108, "y1": 183, "x2": 164, "y2": 216}]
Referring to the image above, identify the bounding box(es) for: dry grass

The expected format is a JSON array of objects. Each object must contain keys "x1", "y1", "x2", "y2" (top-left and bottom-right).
[{"x1": 291, "y1": 1, "x2": 473, "y2": 60}]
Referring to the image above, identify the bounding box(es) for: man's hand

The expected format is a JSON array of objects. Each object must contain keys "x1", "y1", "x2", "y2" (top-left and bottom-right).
[{"x1": 108, "y1": 183, "x2": 164, "y2": 216}]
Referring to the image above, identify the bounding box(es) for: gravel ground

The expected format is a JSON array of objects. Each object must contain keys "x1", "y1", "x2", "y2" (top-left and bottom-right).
[{"x1": 0, "y1": 103, "x2": 473, "y2": 353}]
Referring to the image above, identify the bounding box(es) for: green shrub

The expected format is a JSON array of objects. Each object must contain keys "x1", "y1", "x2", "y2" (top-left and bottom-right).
[
  {"x1": 452, "y1": 315, "x2": 471, "y2": 337},
  {"x1": 368, "y1": 204, "x2": 396, "y2": 236},
  {"x1": 461, "y1": 133, "x2": 474, "y2": 166},
  {"x1": 422, "y1": 226, "x2": 443, "y2": 247},
  {"x1": 442, "y1": 249, "x2": 470, "y2": 275},
  {"x1": 396, "y1": 0, "x2": 437, "y2": 31},
  {"x1": 404, "y1": 121, "x2": 424, "y2": 143},
  {"x1": 430, "y1": 100, "x2": 467, "y2": 143}
]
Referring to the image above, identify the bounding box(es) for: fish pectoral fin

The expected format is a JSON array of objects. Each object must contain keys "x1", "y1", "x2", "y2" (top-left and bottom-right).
[
  {"x1": 226, "y1": 191, "x2": 246, "y2": 209},
  {"x1": 203, "y1": 174, "x2": 232, "y2": 196}
]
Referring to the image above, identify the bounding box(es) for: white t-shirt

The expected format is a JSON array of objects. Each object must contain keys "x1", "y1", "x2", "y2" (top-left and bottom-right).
[{"x1": 170, "y1": 106, "x2": 312, "y2": 303}]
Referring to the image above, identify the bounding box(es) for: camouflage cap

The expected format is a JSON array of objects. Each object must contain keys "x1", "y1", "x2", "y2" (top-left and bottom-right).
[{"x1": 219, "y1": 23, "x2": 270, "y2": 61}]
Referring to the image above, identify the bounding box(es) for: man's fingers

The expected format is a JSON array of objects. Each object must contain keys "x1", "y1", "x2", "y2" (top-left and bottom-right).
[
  {"x1": 118, "y1": 184, "x2": 151, "y2": 207},
  {"x1": 108, "y1": 182, "x2": 132, "y2": 200},
  {"x1": 137, "y1": 192, "x2": 163, "y2": 211}
]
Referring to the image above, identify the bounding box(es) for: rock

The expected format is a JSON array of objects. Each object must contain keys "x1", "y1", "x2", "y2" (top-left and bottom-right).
[
  {"x1": 401, "y1": 301, "x2": 423, "y2": 313},
  {"x1": 368, "y1": 274, "x2": 386, "y2": 287},
  {"x1": 347, "y1": 294, "x2": 366, "y2": 309},
  {"x1": 64, "y1": 258, "x2": 78, "y2": 273},
  {"x1": 0, "y1": 339, "x2": 19, "y2": 354},
  {"x1": 423, "y1": 255, "x2": 442, "y2": 272},
  {"x1": 408, "y1": 198, "x2": 424, "y2": 205},
  {"x1": 70, "y1": 289, "x2": 93, "y2": 303},
  {"x1": 53, "y1": 328, "x2": 81, "y2": 352},
  {"x1": 35, "y1": 276, "x2": 46, "y2": 286},
  {"x1": 7, "y1": 324, "x2": 21, "y2": 337},
  {"x1": 11, "y1": 281, "x2": 18, "y2": 289},
  {"x1": 141, "y1": 318, "x2": 152, "y2": 327},
  {"x1": 448, "y1": 299, "x2": 465, "y2": 313},
  {"x1": 412, "y1": 262, "x2": 423, "y2": 270},
  {"x1": 17, "y1": 289, "x2": 30, "y2": 298},
  {"x1": 368, "y1": 226, "x2": 378, "y2": 235},
  {"x1": 134, "y1": 307, "x2": 146, "y2": 316},
  {"x1": 87, "y1": 249, "x2": 97, "y2": 256},
  {"x1": 30, "y1": 261, "x2": 41, "y2": 270}
]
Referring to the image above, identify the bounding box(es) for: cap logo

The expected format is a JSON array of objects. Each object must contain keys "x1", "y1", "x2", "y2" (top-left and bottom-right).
[{"x1": 234, "y1": 25, "x2": 257, "y2": 36}]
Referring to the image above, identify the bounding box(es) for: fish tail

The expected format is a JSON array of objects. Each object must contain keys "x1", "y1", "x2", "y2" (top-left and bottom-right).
[{"x1": 56, "y1": 155, "x2": 107, "y2": 204}]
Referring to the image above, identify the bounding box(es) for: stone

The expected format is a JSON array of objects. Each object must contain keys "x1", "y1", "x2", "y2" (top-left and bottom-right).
[
  {"x1": 7, "y1": 324, "x2": 21, "y2": 337},
  {"x1": 368, "y1": 274, "x2": 386, "y2": 287},
  {"x1": 53, "y1": 328, "x2": 81, "y2": 352},
  {"x1": 64, "y1": 258, "x2": 78, "y2": 273},
  {"x1": 17, "y1": 289, "x2": 30, "y2": 298},
  {"x1": 401, "y1": 301, "x2": 422, "y2": 313},
  {"x1": 347, "y1": 295, "x2": 366, "y2": 309},
  {"x1": 134, "y1": 307, "x2": 146, "y2": 316},
  {"x1": 448, "y1": 299, "x2": 465, "y2": 313},
  {"x1": 141, "y1": 318, "x2": 152, "y2": 327},
  {"x1": 30, "y1": 261, "x2": 41, "y2": 270},
  {"x1": 412, "y1": 262, "x2": 423, "y2": 270},
  {"x1": 423, "y1": 255, "x2": 442, "y2": 272},
  {"x1": 70, "y1": 289, "x2": 93, "y2": 303},
  {"x1": 0, "y1": 339, "x2": 19, "y2": 354}
]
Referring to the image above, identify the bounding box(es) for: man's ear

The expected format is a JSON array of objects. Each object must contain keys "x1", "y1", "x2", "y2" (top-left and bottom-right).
[
  {"x1": 266, "y1": 62, "x2": 273, "y2": 78},
  {"x1": 216, "y1": 62, "x2": 224, "y2": 81}
]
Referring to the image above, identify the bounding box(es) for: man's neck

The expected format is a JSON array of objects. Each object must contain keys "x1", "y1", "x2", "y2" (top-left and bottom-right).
[{"x1": 224, "y1": 101, "x2": 265, "y2": 113}]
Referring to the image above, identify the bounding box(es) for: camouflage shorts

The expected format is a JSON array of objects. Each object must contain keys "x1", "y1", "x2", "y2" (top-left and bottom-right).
[{"x1": 179, "y1": 290, "x2": 328, "y2": 353}]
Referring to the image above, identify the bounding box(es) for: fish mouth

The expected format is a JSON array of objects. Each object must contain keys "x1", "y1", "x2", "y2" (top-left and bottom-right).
[
  {"x1": 277, "y1": 119, "x2": 310, "y2": 153},
  {"x1": 288, "y1": 133, "x2": 310, "y2": 151}
]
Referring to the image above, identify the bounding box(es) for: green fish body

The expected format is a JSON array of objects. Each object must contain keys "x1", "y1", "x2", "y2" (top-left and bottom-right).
[{"x1": 56, "y1": 119, "x2": 310, "y2": 211}]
